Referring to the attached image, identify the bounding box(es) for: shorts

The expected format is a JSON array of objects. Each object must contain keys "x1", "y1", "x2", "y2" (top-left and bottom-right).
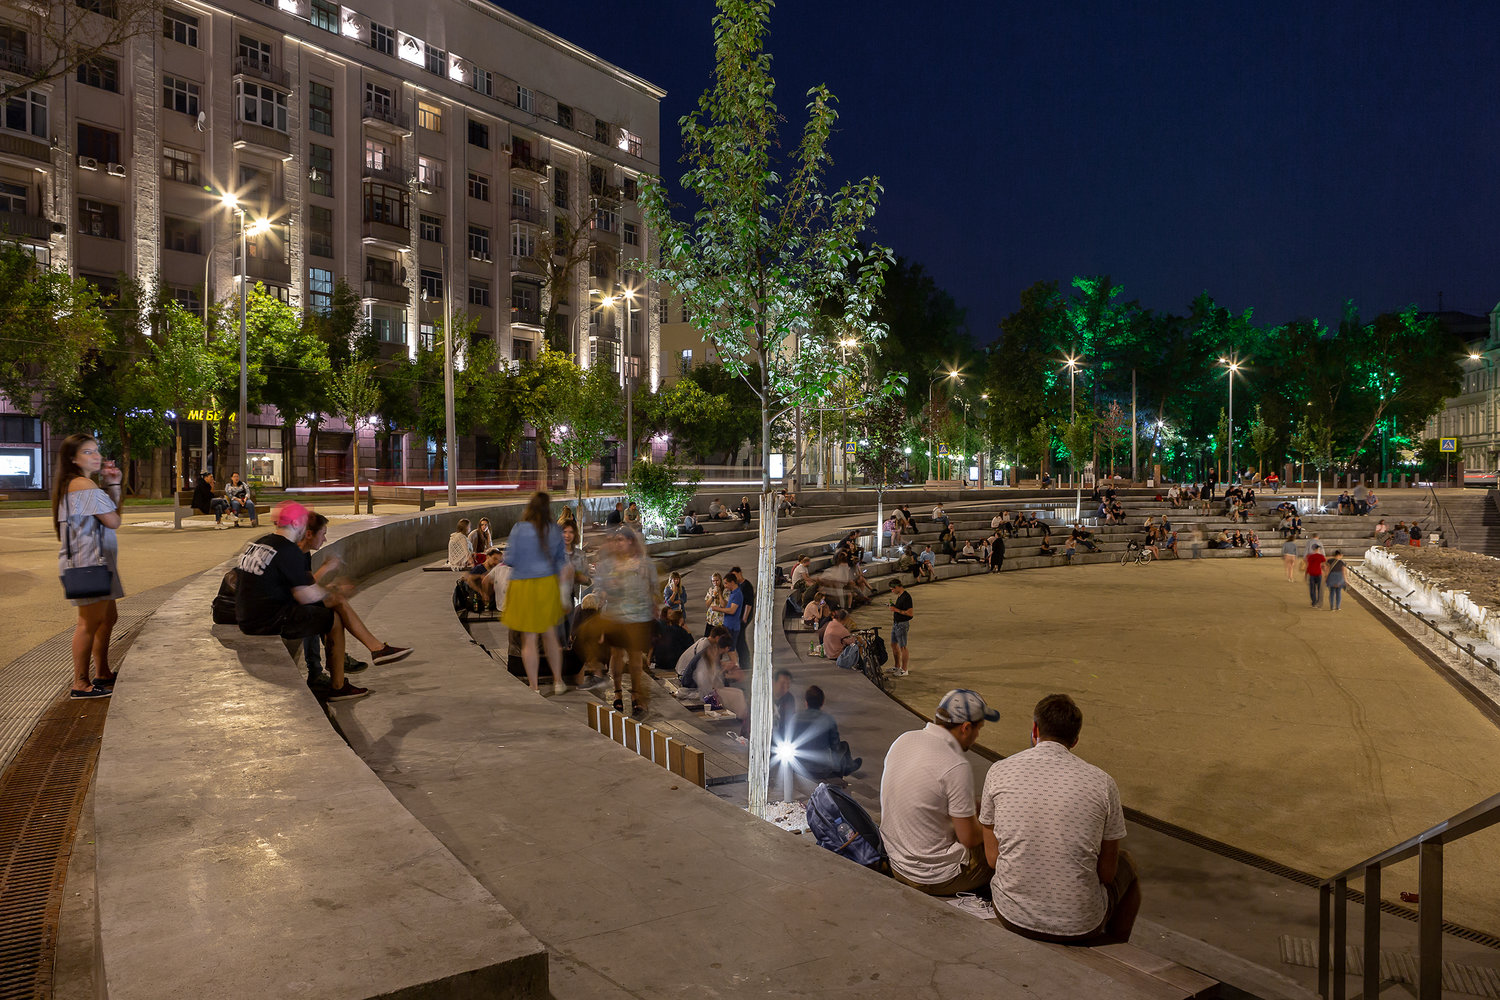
[
  {"x1": 272, "y1": 602, "x2": 335, "y2": 640},
  {"x1": 892, "y1": 847, "x2": 992, "y2": 897},
  {"x1": 598, "y1": 619, "x2": 653, "y2": 657},
  {"x1": 890, "y1": 620, "x2": 910, "y2": 648}
]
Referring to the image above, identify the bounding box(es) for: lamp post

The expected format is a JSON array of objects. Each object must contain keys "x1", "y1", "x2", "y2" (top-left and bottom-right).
[
  {"x1": 839, "y1": 338, "x2": 856, "y2": 490},
  {"x1": 928, "y1": 369, "x2": 960, "y2": 483},
  {"x1": 419, "y1": 244, "x2": 458, "y2": 506},
  {"x1": 219, "y1": 193, "x2": 270, "y2": 483},
  {"x1": 1218, "y1": 356, "x2": 1242, "y2": 484},
  {"x1": 598, "y1": 284, "x2": 636, "y2": 471},
  {"x1": 1062, "y1": 354, "x2": 1082, "y2": 518}
]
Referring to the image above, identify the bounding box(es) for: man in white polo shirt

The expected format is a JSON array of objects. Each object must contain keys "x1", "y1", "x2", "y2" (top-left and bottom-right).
[
  {"x1": 979, "y1": 693, "x2": 1140, "y2": 944},
  {"x1": 878, "y1": 689, "x2": 998, "y2": 896}
]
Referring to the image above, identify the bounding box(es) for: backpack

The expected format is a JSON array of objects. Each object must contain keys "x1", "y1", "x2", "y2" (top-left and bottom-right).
[
  {"x1": 774, "y1": 565, "x2": 789, "y2": 588},
  {"x1": 783, "y1": 591, "x2": 804, "y2": 617},
  {"x1": 806, "y1": 782, "x2": 887, "y2": 872},
  {"x1": 870, "y1": 634, "x2": 889, "y2": 667},
  {"x1": 453, "y1": 578, "x2": 471, "y2": 617},
  {"x1": 211, "y1": 568, "x2": 239, "y2": 625}
]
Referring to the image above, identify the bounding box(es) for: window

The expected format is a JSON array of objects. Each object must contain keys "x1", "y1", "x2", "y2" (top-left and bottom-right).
[
  {"x1": 77, "y1": 56, "x2": 118, "y2": 92},
  {"x1": 163, "y1": 9, "x2": 198, "y2": 46},
  {"x1": 161, "y1": 146, "x2": 198, "y2": 184},
  {"x1": 552, "y1": 216, "x2": 566, "y2": 248},
  {"x1": 237, "y1": 36, "x2": 271, "y2": 68},
  {"x1": 425, "y1": 43, "x2": 445, "y2": 76},
  {"x1": 589, "y1": 164, "x2": 606, "y2": 194},
  {"x1": 510, "y1": 223, "x2": 535, "y2": 259},
  {"x1": 309, "y1": 82, "x2": 333, "y2": 135},
  {"x1": 162, "y1": 76, "x2": 199, "y2": 116},
  {"x1": 362, "y1": 182, "x2": 407, "y2": 227},
  {"x1": 3, "y1": 89, "x2": 45, "y2": 138},
  {"x1": 370, "y1": 21, "x2": 393, "y2": 55},
  {"x1": 308, "y1": 144, "x2": 333, "y2": 196},
  {"x1": 678, "y1": 349, "x2": 693, "y2": 375},
  {"x1": 468, "y1": 119, "x2": 488, "y2": 149},
  {"x1": 594, "y1": 118, "x2": 610, "y2": 144},
  {"x1": 168, "y1": 286, "x2": 201, "y2": 313},
  {"x1": 592, "y1": 208, "x2": 616, "y2": 232},
  {"x1": 419, "y1": 213, "x2": 442, "y2": 242},
  {"x1": 623, "y1": 177, "x2": 637, "y2": 201},
  {"x1": 556, "y1": 103, "x2": 573, "y2": 129},
  {"x1": 310, "y1": 0, "x2": 337, "y2": 32},
  {"x1": 0, "y1": 181, "x2": 25, "y2": 214},
  {"x1": 619, "y1": 129, "x2": 641, "y2": 157},
  {"x1": 623, "y1": 221, "x2": 638, "y2": 247},
  {"x1": 308, "y1": 205, "x2": 333, "y2": 257},
  {"x1": 658, "y1": 297, "x2": 669, "y2": 324},
  {"x1": 512, "y1": 337, "x2": 532, "y2": 363},
  {"x1": 511, "y1": 282, "x2": 535, "y2": 311},
  {"x1": 367, "y1": 304, "x2": 406, "y2": 344},
  {"x1": 78, "y1": 199, "x2": 120, "y2": 239},
  {"x1": 418, "y1": 324, "x2": 435, "y2": 351},
  {"x1": 76, "y1": 123, "x2": 120, "y2": 163},
  {"x1": 469, "y1": 66, "x2": 491, "y2": 97},
  {"x1": 76, "y1": 0, "x2": 117, "y2": 17},
  {"x1": 363, "y1": 81, "x2": 392, "y2": 116},
  {"x1": 417, "y1": 101, "x2": 441, "y2": 132},
  {"x1": 309, "y1": 267, "x2": 333, "y2": 314},
  {"x1": 162, "y1": 215, "x2": 202, "y2": 254},
  {"x1": 467, "y1": 172, "x2": 488, "y2": 201},
  {"x1": 237, "y1": 81, "x2": 288, "y2": 132},
  {"x1": 468, "y1": 279, "x2": 489, "y2": 307},
  {"x1": 553, "y1": 168, "x2": 568, "y2": 209},
  {"x1": 417, "y1": 156, "x2": 442, "y2": 190},
  {"x1": 419, "y1": 268, "x2": 441, "y2": 300},
  {"x1": 364, "y1": 256, "x2": 397, "y2": 284},
  {"x1": 515, "y1": 85, "x2": 532, "y2": 112},
  {"x1": 364, "y1": 137, "x2": 392, "y2": 171},
  {"x1": 467, "y1": 225, "x2": 490, "y2": 261}
]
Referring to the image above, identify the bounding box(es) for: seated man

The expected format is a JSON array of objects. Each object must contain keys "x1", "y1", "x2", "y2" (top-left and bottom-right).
[
  {"x1": 606, "y1": 502, "x2": 625, "y2": 526},
  {"x1": 235, "y1": 502, "x2": 367, "y2": 701},
  {"x1": 192, "y1": 470, "x2": 231, "y2": 525},
  {"x1": 224, "y1": 472, "x2": 258, "y2": 526},
  {"x1": 675, "y1": 626, "x2": 733, "y2": 694},
  {"x1": 980, "y1": 694, "x2": 1140, "y2": 945},
  {"x1": 786, "y1": 685, "x2": 860, "y2": 778},
  {"x1": 822, "y1": 608, "x2": 859, "y2": 668},
  {"x1": 295, "y1": 511, "x2": 413, "y2": 685},
  {"x1": 778, "y1": 489, "x2": 798, "y2": 516},
  {"x1": 916, "y1": 545, "x2": 937, "y2": 582},
  {"x1": 931, "y1": 503, "x2": 950, "y2": 528},
  {"x1": 1070, "y1": 525, "x2": 1099, "y2": 552},
  {"x1": 880, "y1": 689, "x2": 999, "y2": 896},
  {"x1": 707, "y1": 498, "x2": 728, "y2": 520},
  {"x1": 790, "y1": 555, "x2": 813, "y2": 590}
]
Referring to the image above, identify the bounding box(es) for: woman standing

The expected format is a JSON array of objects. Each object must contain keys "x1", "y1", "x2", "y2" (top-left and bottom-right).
[
  {"x1": 448, "y1": 518, "x2": 475, "y2": 570},
  {"x1": 53, "y1": 433, "x2": 124, "y2": 698},
  {"x1": 1281, "y1": 533, "x2": 1298, "y2": 581},
  {"x1": 503, "y1": 493, "x2": 571, "y2": 694},
  {"x1": 1326, "y1": 550, "x2": 1348, "y2": 611},
  {"x1": 595, "y1": 530, "x2": 659, "y2": 717},
  {"x1": 703, "y1": 572, "x2": 726, "y2": 638}
]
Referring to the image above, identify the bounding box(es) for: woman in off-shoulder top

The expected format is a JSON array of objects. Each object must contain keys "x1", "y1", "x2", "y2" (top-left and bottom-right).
[{"x1": 52, "y1": 433, "x2": 125, "y2": 699}]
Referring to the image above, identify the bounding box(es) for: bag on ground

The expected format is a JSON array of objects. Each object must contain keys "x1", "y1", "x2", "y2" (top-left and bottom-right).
[
  {"x1": 836, "y1": 643, "x2": 860, "y2": 671},
  {"x1": 870, "y1": 634, "x2": 889, "y2": 667},
  {"x1": 211, "y1": 568, "x2": 240, "y2": 624},
  {"x1": 806, "y1": 782, "x2": 887, "y2": 872}
]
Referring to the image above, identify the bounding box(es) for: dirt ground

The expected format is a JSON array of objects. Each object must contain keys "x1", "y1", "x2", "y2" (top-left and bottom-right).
[
  {"x1": 889, "y1": 558, "x2": 1500, "y2": 936},
  {"x1": 1390, "y1": 544, "x2": 1500, "y2": 613}
]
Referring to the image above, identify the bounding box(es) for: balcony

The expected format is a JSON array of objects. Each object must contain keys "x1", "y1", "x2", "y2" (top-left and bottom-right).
[
  {"x1": 233, "y1": 56, "x2": 290, "y2": 89},
  {"x1": 510, "y1": 255, "x2": 547, "y2": 279},
  {"x1": 0, "y1": 47, "x2": 39, "y2": 80},
  {"x1": 509, "y1": 152, "x2": 548, "y2": 177},
  {"x1": 362, "y1": 101, "x2": 411, "y2": 133},
  {"x1": 0, "y1": 130, "x2": 50, "y2": 165},
  {"x1": 361, "y1": 218, "x2": 410, "y2": 249},
  {"x1": 0, "y1": 210, "x2": 52, "y2": 241},
  {"x1": 590, "y1": 183, "x2": 624, "y2": 207},
  {"x1": 362, "y1": 279, "x2": 407, "y2": 303},
  {"x1": 244, "y1": 255, "x2": 291, "y2": 285},
  {"x1": 510, "y1": 304, "x2": 541, "y2": 328},
  {"x1": 509, "y1": 202, "x2": 541, "y2": 225},
  {"x1": 234, "y1": 120, "x2": 290, "y2": 155},
  {"x1": 362, "y1": 163, "x2": 411, "y2": 186}
]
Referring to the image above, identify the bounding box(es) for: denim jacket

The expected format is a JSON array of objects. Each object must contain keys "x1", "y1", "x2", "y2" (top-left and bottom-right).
[{"x1": 503, "y1": 520, "x2": 565, "y2": 580}]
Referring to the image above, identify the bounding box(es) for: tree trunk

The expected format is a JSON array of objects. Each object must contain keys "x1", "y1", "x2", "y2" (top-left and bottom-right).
[
  {"x1": 747, "y1": 490, "x2": 777, "y2": 819},
  {"x1": 306, "y1": 420, "x2": 321, "y2": 488},
  {"x1": 351, "y1": 435, "x2": 361, "y2": 513}
]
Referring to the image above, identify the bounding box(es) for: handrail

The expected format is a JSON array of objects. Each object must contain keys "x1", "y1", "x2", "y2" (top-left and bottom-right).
[
  {"x1": 1426, "y1": 486, "x2": 1462, "y2": 549},
  {"x1": 1317, "y1": 789, "x2": 1500, "y2": 999}
]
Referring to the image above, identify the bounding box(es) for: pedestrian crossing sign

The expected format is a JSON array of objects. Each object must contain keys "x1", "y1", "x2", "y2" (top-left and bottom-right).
[
  {"x1": 1440, "y1": 438, "x2": 1458, "y2": 453},
  {"x1": 938, "y1": 443, "x2": 950, "y2": 458},
  {"x1": 844, "y1": 441, "x2": 857, "y2": 456}
]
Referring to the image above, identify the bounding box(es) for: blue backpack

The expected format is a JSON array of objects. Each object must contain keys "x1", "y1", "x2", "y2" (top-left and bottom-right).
[{"x1": 806, "y1": 783, "x2": 888, "y2": 873}]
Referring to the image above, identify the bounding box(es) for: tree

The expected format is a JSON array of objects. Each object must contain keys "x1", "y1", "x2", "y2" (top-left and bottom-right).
[
  {"x1": 537, "y1": 201, "x2": 598, "y2": 354},
  {"x1": 134, "y1": 302, "x2": 221, "y2": 496},
  {"x1": 853, "y1": 389, "x2": 906, "y2": 554},
  {"x1": 1099, "y1": 400, "x2": 1128, "y2": 477},
  {"x1": 244, "y1": 285, "x2": 327, "y2": 487},
  {"x1": 549, "y1": 359, "x2": 622, "y2": 512},
  {"x1": 1246, "y1": 404, "x2": 1278, "y2": 476},
  {"x1": 0, "y1": 242, "x2": 112, "y2": 425},
  {"x1": 1060, "y1": 412, "x2": 1095, "y2": 518},
  {"x1": 0, "y1": 0, "x2": 162, "y2": 94},
  {"x1": 635, "y1": 376, "x2": 732, "y2": 461},
  {"x1": 639, "y1": 0, "x2": 891, "y2": 819},
  {"x1": 326, "y1": 360, "x2": 381, "y2": 511},
  {"x1": 305, "y1": 280, "x2": 375, "y2": 485},
  {"x1": 1291, "y1": 416, "x2": 1334, "y2": 506},
  {"x1": 625, "y1": 457, "x2": 701, "y2": 539}
]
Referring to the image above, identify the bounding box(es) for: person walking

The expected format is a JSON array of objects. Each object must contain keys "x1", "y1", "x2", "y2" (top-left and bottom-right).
[
  {"x1": 502, "y1": 492, "x2": 571, "y2": 694},
  {"x1": 53, "y1": 433, "x2": 124, "y2": 698},
  {"x1": 1304, "y1": 544, "x2": 1327, "y2": 609},
  {"x1": 595, "y1": 529, "x2": 659, "y2": 717},
  {"x1": 1281, "y1": 533, "x2": 1297, "y2": 582},
  {"x1": 1326, "y1": 550, "x2": 1347, "y2": 611}
]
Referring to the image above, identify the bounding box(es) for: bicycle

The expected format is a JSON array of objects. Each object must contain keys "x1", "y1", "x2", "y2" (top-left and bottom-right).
[
  {"x1": 1119, "y1": 541, "x2": 1152, "y2": 566},
  {"x1": 851, "y1": 627, "x2": 889, "y2": 692}
]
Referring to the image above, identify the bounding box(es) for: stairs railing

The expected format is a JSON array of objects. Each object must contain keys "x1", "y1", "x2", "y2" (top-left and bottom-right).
[
  {"x1": 1425, "y1": 486, "x2": 1461, "y2": 548},
  {"x1": 1318, "y1": 790, "x2": 1500, "y2": 998}
]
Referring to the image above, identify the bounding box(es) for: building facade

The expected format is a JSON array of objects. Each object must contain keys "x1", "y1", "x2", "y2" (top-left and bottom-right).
[
  {"x1": 0, "y1": 0, "x2": 662, "y2": 488},
  {"x1": 1422, "y1": 305, "x2": 1499, "y2": 481}
]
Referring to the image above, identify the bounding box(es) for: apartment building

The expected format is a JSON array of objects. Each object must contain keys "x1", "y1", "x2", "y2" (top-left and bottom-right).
[
  {"x1": 0, "y1": 0, "x2": 662, "y2": 487},
  {"x1": 1422, "y1": 305, "x2": 1500, "y2": 481}
]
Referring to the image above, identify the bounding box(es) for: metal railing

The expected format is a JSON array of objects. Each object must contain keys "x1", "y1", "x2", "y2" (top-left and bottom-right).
[
  {"x1": 1425, "y1": 486, "x2": 1462, "y2": 549},
  {"x1": 361, "y1": 101, "x2": 410, "y2": 131},
  {"x1": 233, "y1": 55, "x2": 290, "y2": 89},
  {"x1": 1318, "y1": 790, "x2": 1500, "y2": 998}
]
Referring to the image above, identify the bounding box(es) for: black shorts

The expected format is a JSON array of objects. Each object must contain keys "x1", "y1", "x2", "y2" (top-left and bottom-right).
[{"x1": 273, "y1": 602, "x2": 335, "y2": 640}]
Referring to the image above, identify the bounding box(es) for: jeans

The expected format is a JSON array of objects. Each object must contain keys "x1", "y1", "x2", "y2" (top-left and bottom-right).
[
  {"x1": 231, "y1": 498, "x2": 257, "y2": 522},
  {"x1": 303, "y1": 635, "x2": 323, "y2": 680},
  {"x1": 1329, "y1": 584, "x2": 1343, "y2": 610},
  {"x1": 1308, "y1": 575, "x2": 1324, "y2": 607}
]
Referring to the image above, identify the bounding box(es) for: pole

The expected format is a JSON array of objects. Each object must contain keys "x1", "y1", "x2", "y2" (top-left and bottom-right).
[
  {"x1": 443, "y1": 244, "x2": 456, "y2": 506},
  {"x1": 1070, "y1": 363, "x2": 1080, "y2": 520},
  {"x1": 1131, "y1": 369, "x2": 1137, "y2": 482},
  {"x1": 624, "y1": 291, "x2": 633, "y2": 471},
  {"x1": 237, "y1": 210, "x2": 248, "y2": 482},
  {"x1": 201, "y1": 244, "x2": 211, "y2": 477},
  {"x1": 1227, "y1": 367, "x2": 1234, "y2": 484}
]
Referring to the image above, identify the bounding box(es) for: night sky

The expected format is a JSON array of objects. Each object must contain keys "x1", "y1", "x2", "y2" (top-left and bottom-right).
[{"x1": 501, "y1": 1, "x2": 1500, "y2": 341}]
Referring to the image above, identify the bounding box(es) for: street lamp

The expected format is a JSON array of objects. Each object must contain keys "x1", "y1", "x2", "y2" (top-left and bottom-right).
[
  {"x1": 1061, "y1": 354, "x2": 1083, "y2": 517},
  {"x1": 219, "y1": 192, "x2": 270, "y2": 483},
  {"x1": 1218, "y1": 356, "x2": 1242, "y2": 483},
  {"x1": 597, "y1": 282, "x2": 637, "y2": 471},
  {"x1": 839, "y1": 338, "x2": 857, "y2": 490},
  {"x1": 928, "y1": 369, "x2": 961, "y2": 482}
]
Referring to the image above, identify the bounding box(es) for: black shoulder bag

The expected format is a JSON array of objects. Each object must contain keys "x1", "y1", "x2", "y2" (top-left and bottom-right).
[{"x1": 60, "y1": 488, "x2": 115, "y2": 599}]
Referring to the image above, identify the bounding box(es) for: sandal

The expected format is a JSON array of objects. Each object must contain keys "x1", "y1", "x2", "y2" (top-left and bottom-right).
[
  {"x1": 631, "y1": 700, "x2": 645, "y2": 718},
  {"x1": 612, "y1": 697, "x2": 624, "y2": 713}
]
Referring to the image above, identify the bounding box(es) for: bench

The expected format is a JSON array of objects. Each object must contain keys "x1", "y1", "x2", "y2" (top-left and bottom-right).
[{"x1": 366, "y1": 483, "x2": 435, "y2": 512}]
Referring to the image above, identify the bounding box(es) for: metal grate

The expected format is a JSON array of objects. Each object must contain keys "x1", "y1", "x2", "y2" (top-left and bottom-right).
[{"x1": 0, "y1": 698, "x2": 109, "y2": 1000}]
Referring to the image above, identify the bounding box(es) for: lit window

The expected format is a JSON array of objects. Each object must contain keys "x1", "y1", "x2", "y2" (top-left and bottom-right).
[
  {"x1": 161, "y1": 146, "x2": 198, "y2": 184},
  {"x1": 419, "y1": 268, "x2": 441, "y2": 300},
  {"x1": 417, "y1": 101, "x2": 441, "y2": 132},
  {"x1": 310, "y1": 0, "x2": 337, "y2": 32},
  {"x1": 237, "y1": 81, "x2": 288, "y2": 133},
  {"x1": 309, "y1": 267, "x2": 333, "y2": 314}
]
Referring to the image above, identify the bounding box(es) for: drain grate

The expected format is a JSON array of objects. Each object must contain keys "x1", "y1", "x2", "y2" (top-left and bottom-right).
[{"x1": 0, "y1": 698, "x2": 109, "y2": 1000}]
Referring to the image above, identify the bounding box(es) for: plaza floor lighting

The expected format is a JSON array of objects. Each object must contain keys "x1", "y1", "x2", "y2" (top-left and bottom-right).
[
  {"x1": 219, "y1": 192, "x2": 270, "y2": 482},
  {"x1": 1219, "y1": 357, "x2": 1243, "y2": 482}
]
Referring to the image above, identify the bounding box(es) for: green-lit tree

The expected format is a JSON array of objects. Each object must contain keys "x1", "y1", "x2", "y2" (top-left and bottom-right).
[
  {"x1": 639, "y1": 0, "x2": 892, "y2": 818},
  {"x1": 135, "y1": 302, "x2": 222, "y2": 502},
  {"x1": 1060, "y1": 412, "x2": 1096, "y2": 519},
  {"x1": 1247, "y1": 405, "x2": 1279, "y2": 478},
  {"x1": 242, "y1": 284, "x2": 327, "y2": 486},
  {"x1": 550, "y1": 359, "x2": 622, "y2": 514},
  {"x1": 1291, "y1": 416, "x2": 1334, "y2": 506},
  {"x1": 326, "y1": 359, "x2": 382, "y2": 511},
  {"x1": 853, "y1": 389, "x2": 907, "y2": 554}
]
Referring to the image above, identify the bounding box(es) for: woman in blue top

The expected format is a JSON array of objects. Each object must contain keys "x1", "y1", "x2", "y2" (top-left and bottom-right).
[
  {"x1": 502, "y1": 492, "x2": 569, "y2": 694},
  {"x1": 662, "y1": 571, "x2": 687, "y2": 619},
  {"x1": 53, "y1": 433, "x2": 124, "y2": 699}
]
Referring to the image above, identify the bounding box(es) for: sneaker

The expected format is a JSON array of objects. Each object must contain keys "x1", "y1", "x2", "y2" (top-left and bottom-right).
[
  {"x1": 307, "y1": 671, "x2": 333, "y2": 689},
  {"x1": 324, "y1": 682, "x2": 369, "y2": 702},
  {"x1": 724, "y1": 730, "x2": 748, "y2": 746},
  {"x1": 370, "y1": 644, "x2": 411, "y2": 666},
  {"x1": 553, "y1": 682, "x2": 568, "y2": 696},
  {"x1": 889, "y1": 667, "x2": 909, "y2": 677},
  {"x1": 844, "y1": 757, "x2": 863, "y2": 775},
  {"x1": 579, "y1": 673, "x2": 609, "y2": 690},
  {"x1": 944, "y1": 893, "x2": 995, "y2": 920},
  {"x1": 69, "y1": 685, "x2": 111, "y2": 699},
  {"x1": 343, "y1": 655, "x2": 368, "y2": 673}
]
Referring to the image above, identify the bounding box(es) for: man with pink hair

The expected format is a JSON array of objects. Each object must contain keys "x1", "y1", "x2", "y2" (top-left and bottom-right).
[{"x1": 235, "y1": 501, "x2": 367, "y2": 701}]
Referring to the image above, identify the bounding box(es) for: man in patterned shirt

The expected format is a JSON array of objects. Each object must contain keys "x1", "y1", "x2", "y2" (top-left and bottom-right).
[{"x1": 979, "y1": 693, "x2": 1141, "y2": 944}]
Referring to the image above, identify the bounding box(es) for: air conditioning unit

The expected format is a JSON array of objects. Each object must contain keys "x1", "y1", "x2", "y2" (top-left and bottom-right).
[
  {"x1": 107, "y1": 162, "x2": 126, "y2": 177},
  {"x1": 77, "y1": 155, "x2": 99, "y2": 171}
]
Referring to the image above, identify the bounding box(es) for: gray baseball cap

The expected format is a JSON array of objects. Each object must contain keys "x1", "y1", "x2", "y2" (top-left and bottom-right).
[{"x1": 935, "y1": 689, "x2": 1000, "y2": 724}]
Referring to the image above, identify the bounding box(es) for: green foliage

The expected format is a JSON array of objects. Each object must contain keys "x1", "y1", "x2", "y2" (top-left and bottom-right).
[
  {"x1": 636, "y1": 376, "x2": 730, "y2": 461},
  {"x1": 625, "y1": 456, "x2": 702, "y2": 538},
  {"x1": 549, "y1": 359, "x2": 622, "y2": 493},
  {"x1": 1291, "y1": 417, "x2": 1334, "y2": 470},
  {"x1": 0, "y1": 241, "x2": 112, "y2": 424},
  {"x1": 1247, "y1": 405, "x2": 1279, "y2": 473},
  {"x1": 853, "y1": 391, "x2": 907, "y2": 489},
  {"x1": 326, "y1": 359, "x2": 381, "y2": 435},
  {"x1": 1060, "y1": 412, "x2": 1096, "y2": 467}
]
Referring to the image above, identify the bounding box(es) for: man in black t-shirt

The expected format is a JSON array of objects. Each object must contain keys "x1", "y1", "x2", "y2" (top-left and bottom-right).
[
  {"x1": 889, "y1": 580, "x2": 913, "y2": 677},
  {"x1": 236, "y1": 501, "x2": 367, "y2": 701}
]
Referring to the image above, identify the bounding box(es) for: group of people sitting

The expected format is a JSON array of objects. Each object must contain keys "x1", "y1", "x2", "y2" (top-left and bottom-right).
[
  {"x1": 706, "y1": 496, "x2": 754, "y2": 525},
  {"x1": 1219, "y1": 484, "x2": 1258, "y2": 522},
  {"x1": 1207, "y1": 528, "x2": 1262, "y2": 555},
  {"x1": 190, "y1": 470, "x2": 259, "y2": 528},
  {"x1": 1334, "y1": 484, "x2": 1378, "y2": 516},
  {"x1": 1373, "y1": 519, "x2": 1423, "y2": 547}
]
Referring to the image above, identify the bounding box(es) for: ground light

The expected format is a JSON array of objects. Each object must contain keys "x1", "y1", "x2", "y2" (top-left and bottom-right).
[{"x1": 773, "y1": 738, "x2": 803, "y2": 802}]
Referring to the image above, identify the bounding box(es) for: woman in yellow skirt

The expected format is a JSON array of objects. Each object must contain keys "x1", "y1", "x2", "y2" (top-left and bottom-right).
[{"x1": 502, "y1": 492, "x2": 571, "y2": 693}]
